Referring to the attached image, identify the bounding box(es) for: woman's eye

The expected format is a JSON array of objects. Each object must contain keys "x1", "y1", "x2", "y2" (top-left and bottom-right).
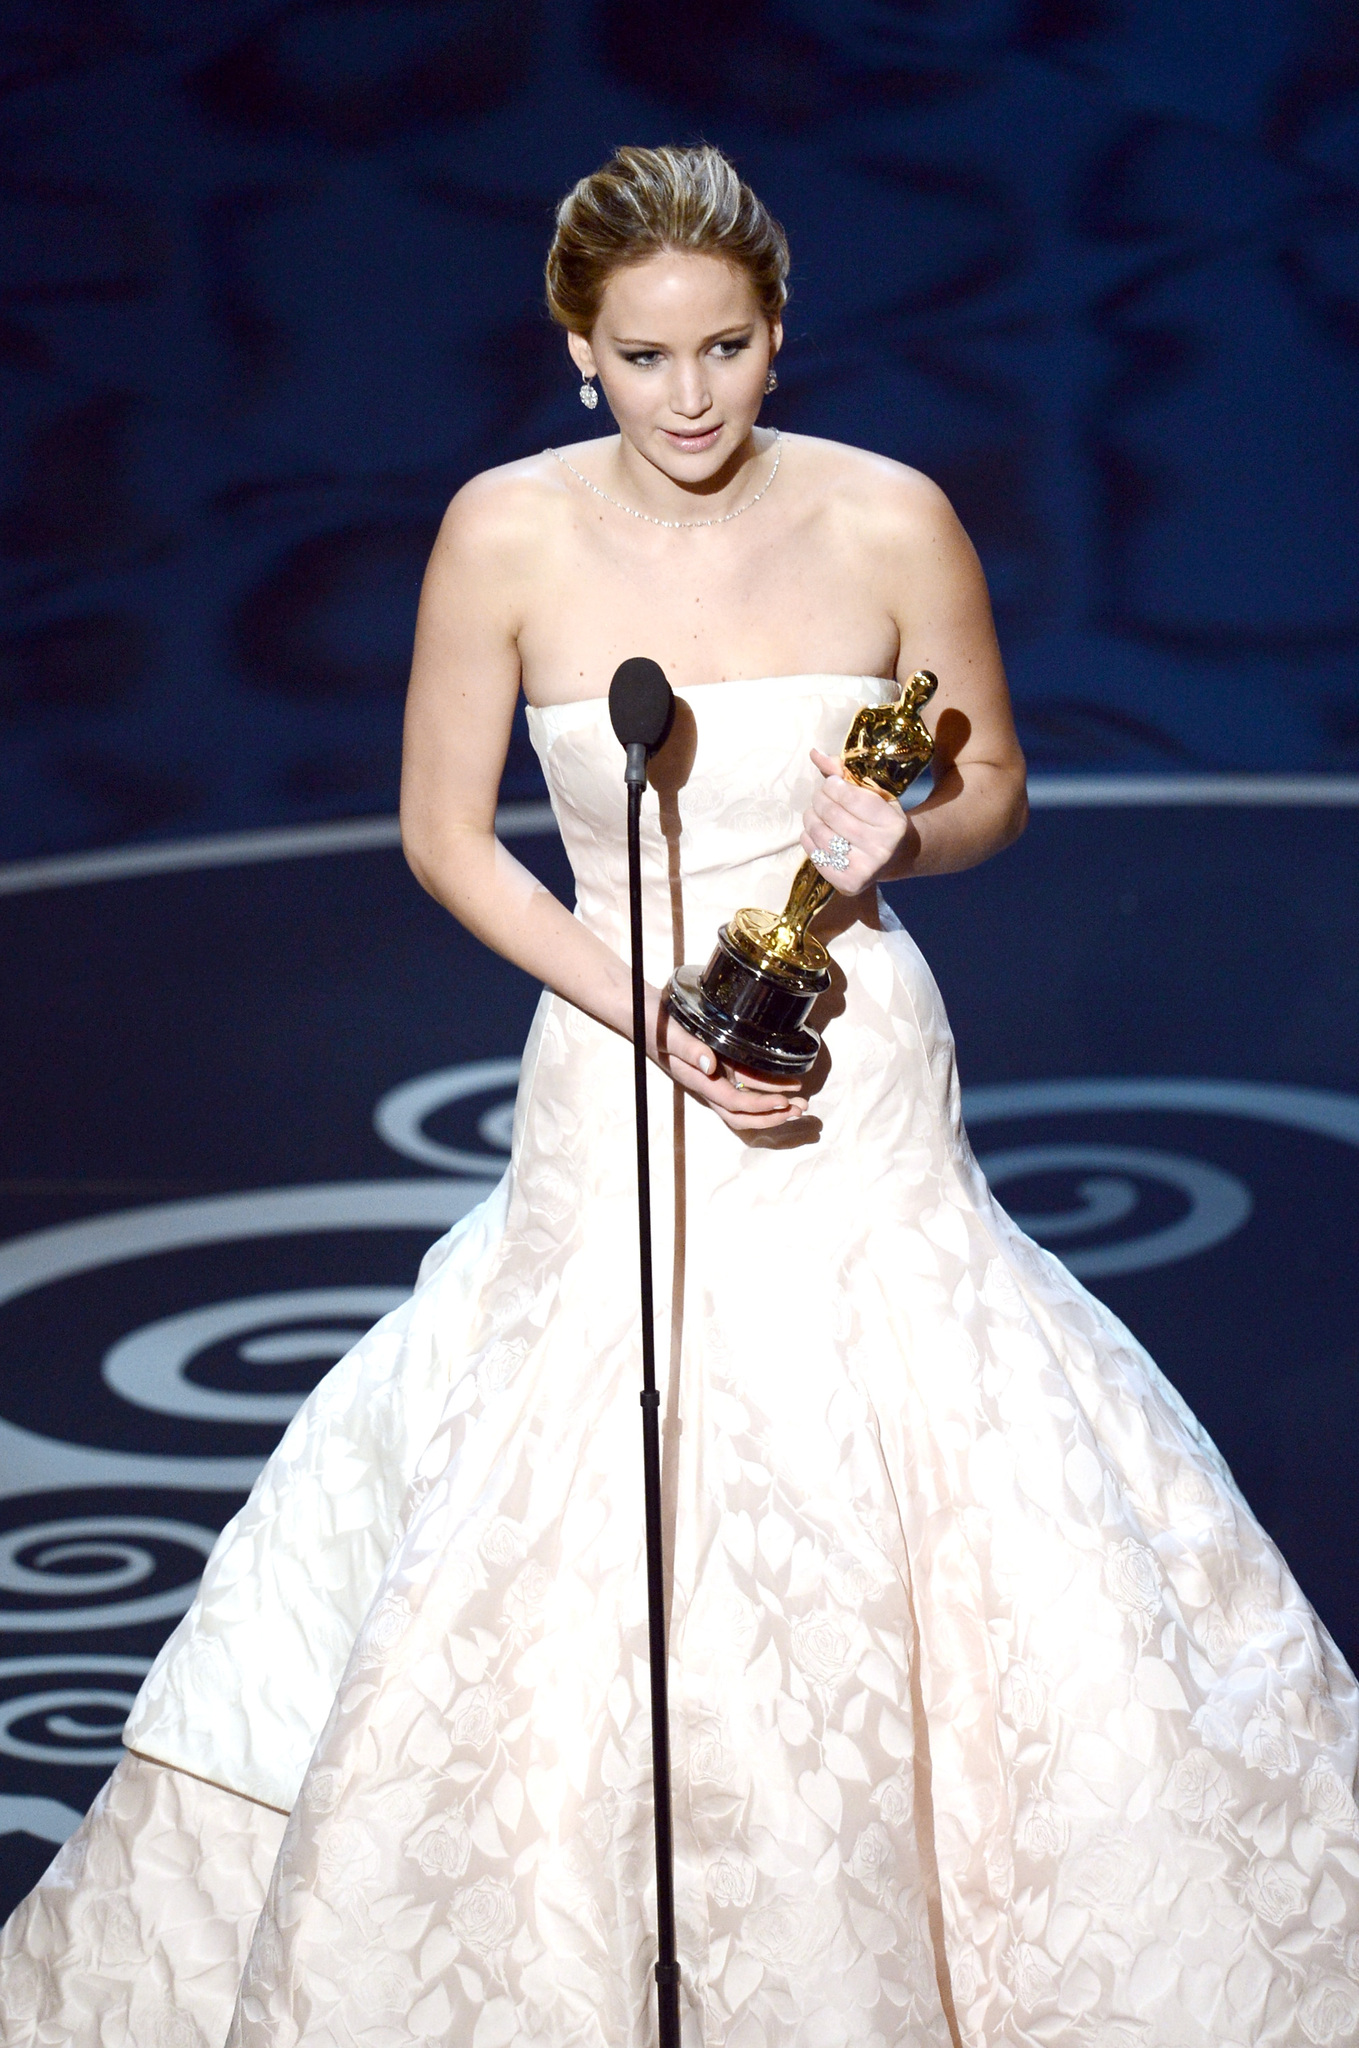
[
  {"x1": 712, "y1": 339, "x2": 751, "y2": 359},
  {"x1": 623, "y1": 351, "x2": 662, "y2": 367}
]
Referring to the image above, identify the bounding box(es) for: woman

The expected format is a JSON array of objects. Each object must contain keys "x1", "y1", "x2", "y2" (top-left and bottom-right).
[{"x1": 5, "y1": 144, "x2": 1358, "y2": 2048}]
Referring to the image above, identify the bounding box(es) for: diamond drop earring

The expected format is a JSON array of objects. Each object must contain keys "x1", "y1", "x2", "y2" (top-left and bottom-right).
[
  {"x1": 579, "y1": 375, "x2": 598, "y2": 411},
  {"x1": 764, "y1": 368, "x2": 778, "y2": 394}
]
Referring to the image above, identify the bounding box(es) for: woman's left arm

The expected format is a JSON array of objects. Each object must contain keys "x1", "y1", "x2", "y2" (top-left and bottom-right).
[{"x1": 801, "y1": 471, "x2": 1028, "y2": 887}]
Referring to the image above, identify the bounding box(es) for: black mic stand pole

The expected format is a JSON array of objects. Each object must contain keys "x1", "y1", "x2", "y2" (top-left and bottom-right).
[{"x1": 623, "y1": 732, "x2": 682, "y2": 2048}]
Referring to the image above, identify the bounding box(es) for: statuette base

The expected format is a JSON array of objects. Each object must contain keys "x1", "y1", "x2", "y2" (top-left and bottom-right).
[{"x1": 665, "y1": 927, "x2": 827, "y2": 1079}]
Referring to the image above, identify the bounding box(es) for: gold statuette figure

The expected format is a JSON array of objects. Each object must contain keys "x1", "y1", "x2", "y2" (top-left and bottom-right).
[{"x1": 663, "y1": 670, "x2": 938, "y2": 1076}]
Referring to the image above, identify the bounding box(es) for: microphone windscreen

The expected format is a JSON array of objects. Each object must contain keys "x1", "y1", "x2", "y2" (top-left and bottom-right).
[{"x1": 609, "y1": 657, "x2": 675, "y2": 753}]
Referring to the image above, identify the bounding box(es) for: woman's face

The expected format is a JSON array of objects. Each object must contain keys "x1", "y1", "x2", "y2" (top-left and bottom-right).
[{"x1": 568, "y1": 250, "x2": 780, "y2": 480}]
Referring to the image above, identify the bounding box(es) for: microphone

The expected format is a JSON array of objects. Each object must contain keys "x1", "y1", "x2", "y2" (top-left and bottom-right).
[
  {"x1": 609, "y1": 658, "x2": 675, "y2": 787},
  {"x1": 609, "y1": 647, "x2": 685, "y2": 2048}
]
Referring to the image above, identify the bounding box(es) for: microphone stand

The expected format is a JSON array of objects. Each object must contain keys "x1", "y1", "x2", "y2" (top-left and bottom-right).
[{"x1": 623, "y1": 736, "x2": 682, "y2": 2048}]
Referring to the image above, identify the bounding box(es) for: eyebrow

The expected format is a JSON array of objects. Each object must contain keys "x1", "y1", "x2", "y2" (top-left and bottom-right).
[{"x1": 610, "y1": 324, "x2": 756, "y2": 347}]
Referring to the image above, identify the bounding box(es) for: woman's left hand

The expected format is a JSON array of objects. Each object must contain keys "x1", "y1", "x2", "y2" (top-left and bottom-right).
[{"x1": 799, "y1": 748, "x2": 915, "y2": 893}]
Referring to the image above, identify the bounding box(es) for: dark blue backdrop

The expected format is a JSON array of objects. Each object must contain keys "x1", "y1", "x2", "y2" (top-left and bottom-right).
[{"x1": 2, "y1": 0, "x2": 1358, "y2": 860}]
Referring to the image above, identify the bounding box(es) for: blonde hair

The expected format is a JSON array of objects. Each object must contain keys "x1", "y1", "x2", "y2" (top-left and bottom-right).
[{"x1": 545, "y1": 144, "x2": 789, "y2": 334}]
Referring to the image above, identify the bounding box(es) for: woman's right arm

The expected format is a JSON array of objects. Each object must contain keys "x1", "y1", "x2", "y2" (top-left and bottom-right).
[{"x1": 398, "y1": 476, "x2": 804, "y2": 1132}]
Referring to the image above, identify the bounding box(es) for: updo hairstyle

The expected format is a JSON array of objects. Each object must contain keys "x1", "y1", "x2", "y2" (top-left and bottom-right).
[{"x1": 545, "y1": 144, "x2": 789, "y2": 335}]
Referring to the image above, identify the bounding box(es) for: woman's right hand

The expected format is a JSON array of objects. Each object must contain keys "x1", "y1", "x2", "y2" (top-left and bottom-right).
[{"x1": 647, "y1": 991, "x2": 809, "y2": 1132}]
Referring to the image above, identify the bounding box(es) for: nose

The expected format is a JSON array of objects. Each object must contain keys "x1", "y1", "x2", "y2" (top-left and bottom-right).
[{"x1": 666, "y1": 357, "x2": 712, "y2": 421}]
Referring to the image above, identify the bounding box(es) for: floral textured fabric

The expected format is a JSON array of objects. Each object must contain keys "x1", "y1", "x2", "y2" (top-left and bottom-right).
[
  {"x1": 8, "y1": 675, "x2": 1359, "y2": 2048},
  {"x1": 0, "y1": 1752, "x2": 286, "y2": 2046}
]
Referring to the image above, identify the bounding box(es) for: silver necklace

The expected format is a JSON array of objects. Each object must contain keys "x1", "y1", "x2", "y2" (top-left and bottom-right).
[{"x1": 550, "y1": 431, "x2": 781, "y2": 530}]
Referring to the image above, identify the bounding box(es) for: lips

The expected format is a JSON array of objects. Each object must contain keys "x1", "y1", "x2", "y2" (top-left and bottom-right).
[{"x1": 662, "y1": 425, "x2": 722, "y2": 452}]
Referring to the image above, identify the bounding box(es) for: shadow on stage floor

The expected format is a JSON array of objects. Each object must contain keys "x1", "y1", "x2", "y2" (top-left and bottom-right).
[{"x1": 0, "y1": 800, "x2": 1355, "y2": 1915}]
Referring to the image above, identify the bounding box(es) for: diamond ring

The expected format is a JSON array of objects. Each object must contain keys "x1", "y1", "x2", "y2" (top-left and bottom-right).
[{"x1": 811, "y1": 833, "x2": 852, "y2": 873}]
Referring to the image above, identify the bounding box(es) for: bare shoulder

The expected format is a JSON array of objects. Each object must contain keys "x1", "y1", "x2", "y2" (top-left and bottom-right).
[
  {"x1": 428, "y1": 448, "x2": 576, "y2": 577},
  {"x1": 788, "y1": 433, "x2": 963, "y2": 549}
]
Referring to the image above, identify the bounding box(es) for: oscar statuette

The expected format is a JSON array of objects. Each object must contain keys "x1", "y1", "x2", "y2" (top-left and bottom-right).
[{"x1": 663, "y1": 670, "x2": 938, "y2": 1077}]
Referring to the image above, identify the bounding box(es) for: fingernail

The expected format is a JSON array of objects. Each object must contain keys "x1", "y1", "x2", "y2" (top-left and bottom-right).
[{"x1": 701, "y1": 1054, "x2": 713, "y2": 1074}]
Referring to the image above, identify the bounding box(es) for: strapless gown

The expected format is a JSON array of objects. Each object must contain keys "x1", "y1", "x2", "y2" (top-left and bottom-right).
[{"x1": 5, "y1": 676, "x2": 1359, "y2": 2048}]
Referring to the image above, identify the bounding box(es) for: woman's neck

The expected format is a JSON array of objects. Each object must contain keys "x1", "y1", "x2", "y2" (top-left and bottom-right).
[{"x1": 609, "y1": 427, "x2": 777, "y2": 518}]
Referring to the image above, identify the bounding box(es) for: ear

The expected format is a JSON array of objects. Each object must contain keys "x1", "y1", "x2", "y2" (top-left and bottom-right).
[
  {"x1": 768, "y1": 317, "x2": 783, "y2": 360},
  {"x1": 566, "y1": 330, "x2": 599, "y2": 378}
]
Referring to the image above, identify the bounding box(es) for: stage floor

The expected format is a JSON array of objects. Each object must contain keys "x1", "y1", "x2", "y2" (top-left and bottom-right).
[{"x1": 0, "y1": 799, "x2": 1356, "y2": 1917}]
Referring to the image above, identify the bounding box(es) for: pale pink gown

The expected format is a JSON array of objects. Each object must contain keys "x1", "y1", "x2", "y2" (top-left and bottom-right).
[{"x1": 5, "y1": 677, "x2": 1358, "y2": 2048}]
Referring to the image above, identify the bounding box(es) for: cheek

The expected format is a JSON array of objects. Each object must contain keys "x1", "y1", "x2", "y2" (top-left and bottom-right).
[
  {"x1": 723, "y1": 359, "x2": 768, "y2": 405},
  {"x1": 602, "y1": 377, "x2": 660, "y2": 424}
]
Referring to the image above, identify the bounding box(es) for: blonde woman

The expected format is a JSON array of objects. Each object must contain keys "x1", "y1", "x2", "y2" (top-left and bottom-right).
[{"x1": 5, "y1": 145, "x2": 1357, "y2": 2048}]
